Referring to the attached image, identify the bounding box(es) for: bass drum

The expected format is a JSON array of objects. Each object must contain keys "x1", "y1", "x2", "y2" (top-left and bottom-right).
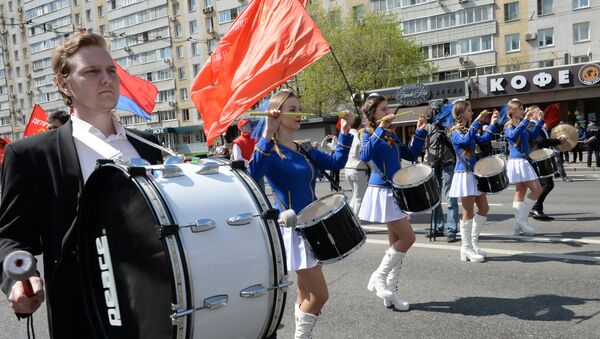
[{"x1": 76, "y1": 159, "x2": 288, "y2": 339}]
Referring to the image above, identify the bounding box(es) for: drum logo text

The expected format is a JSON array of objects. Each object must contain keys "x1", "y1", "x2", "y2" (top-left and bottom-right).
[{"x1": 96, "y1": 234, "x2": 122, "y2": 326}]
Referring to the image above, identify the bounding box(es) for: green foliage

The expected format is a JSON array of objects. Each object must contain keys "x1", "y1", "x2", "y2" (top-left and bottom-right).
[{"x1": 294, "y1": 4, "x2": 435, "y2": 114}]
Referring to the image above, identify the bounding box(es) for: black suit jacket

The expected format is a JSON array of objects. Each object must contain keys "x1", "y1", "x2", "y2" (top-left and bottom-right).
[{"x1": 0, "y1": 120, "x2": 162, "y2": 338}]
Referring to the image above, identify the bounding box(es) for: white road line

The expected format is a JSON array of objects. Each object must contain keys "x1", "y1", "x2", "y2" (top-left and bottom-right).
[
  {"x1": 363, "y1": 226, "x2": 600, "y2": 245},
  {"x1": 365, "y1": 239, "x2": 600, "y2": 263},
  {"x1": 441, "y1": 203, "x2": 504, "y2": 206}
]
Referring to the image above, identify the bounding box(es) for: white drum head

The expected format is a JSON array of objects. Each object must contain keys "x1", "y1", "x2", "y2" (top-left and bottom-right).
[
  {"x1": 297, "y1": 194, "x2": 346, "y2": 226},
  {"x1": 474, "y1": 157, "x2": 505, "y2": 177},
  {"x1": 529, "y1": 148, "x2": 553, "y2": 161},
  {"x1": 392, "y1": 164, "x2": 432, "y2": 187}
]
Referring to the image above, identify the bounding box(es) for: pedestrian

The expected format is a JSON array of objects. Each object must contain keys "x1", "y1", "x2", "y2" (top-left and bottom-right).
[
  {"x1": 46, "y1": 110, "x2": 70, "y2": 130},
  {"x1": 358, "y1": 94, "x2": 428, "y2": 311},
  {"x1": 231, "y1": 119, "x2": 255, "y2": 166},
  {"x1": 344, "y1": 114, "x2": 369, "y2": 217},
  {"x1": 503, "y1": 99, "x2": 543, "y2": 236},
  {"x1": 570, "y1": 122, "x2": 586, "y2": 163},
  {"x1": 448, "y1": 101, "x2": 499, "y2": 262},
  {"x1": 585, "y1": 120, "x2": 599, "y2": 167},
  {"x1": 424, "y1": 117, "x2": 460, "y2": 242},
  {"x1": 248, "y1": 89, "x2": 353, "y2": 338},
  {"x1": 0, "y1": 32, "x2": 163, "y2": 338}
]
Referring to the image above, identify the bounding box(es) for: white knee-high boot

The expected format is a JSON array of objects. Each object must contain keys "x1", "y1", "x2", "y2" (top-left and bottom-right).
[
  {"x1": 517, "y1": 198, "x2": 536, "y2": 235},
  {"x1": 460, "y1": 219, "x2": 484, "y2": 262},
  {"x1": 382, "y1": 263, "x2": 410, "y2": 311},
  {"x1": 472, "y1": 214, "x2": 487, "y2": 257},
  {"x1": 294, "y1": 307, "x2": 318, "y2": 339},
  {"x1": 367, "y1": 246, "x2": 404, "y2": 299}
]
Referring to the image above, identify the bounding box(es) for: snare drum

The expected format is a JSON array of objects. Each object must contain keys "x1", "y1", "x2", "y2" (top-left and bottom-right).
[
  {"x1": 474, "y1": 156, "x2": 509, "y2": 194},
  {"x1": 295, "y1": 194, "x2": 366, "y2": 265},
  {"x1": 391, "y1": 164, "x2": 440, "y2": 214},
  {"x1": 76, "y1": 160, "x2": 287, "y2": 339},
  {"x1": 529, "y1": 148, "x2": 557, "y2": 178}
]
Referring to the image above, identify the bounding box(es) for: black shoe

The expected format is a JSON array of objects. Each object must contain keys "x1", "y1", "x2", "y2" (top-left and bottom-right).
[
  {"x1": 446, "y1": 234, "x2": 458, "y2": 243},
  {"x1": 563, "y1": 177, "x2": 573, "y2": 182},
  {"x1": 531, "y1": 210, "x2": 554, "y2": 221}
]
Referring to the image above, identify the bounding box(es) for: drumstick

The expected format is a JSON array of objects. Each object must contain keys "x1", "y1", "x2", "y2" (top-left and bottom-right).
[
  {"x1": 375, "y1": 111, "x2": 414, "y2": 124},
  {"x1": 3, "y1": 251, "x2": 36, "y2": 297},
  {"x1": 329, "y1": 111, "x2": 360, "y2": 117},
  {"x1": 247, "y1": 112, "x2": 317, "y2": 117}
]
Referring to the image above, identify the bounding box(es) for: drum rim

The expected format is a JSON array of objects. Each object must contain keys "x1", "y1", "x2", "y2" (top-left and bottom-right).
[
  {"x1": 403, "y1": 199, "x2": 441, "y2": 215},
  {"x1": 316, "y1": 235, "x2": 367, "y2": 265},
  {"x1": 529, "y1": 147, "x2": 554, "y2": 161},
  {"x1": 391, "y1": 164, "x2": 434, "y2": 189},
  {"x1": 474, "y1": 156, "x2": 507, "y2": 178},
  {"x1": 295, "y1": 193, "x2": 348, "y2": 228}
]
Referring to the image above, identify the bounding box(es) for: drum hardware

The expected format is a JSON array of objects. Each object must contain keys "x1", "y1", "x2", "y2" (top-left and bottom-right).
[
  {"x1": 239, "y1": 280, "x2": 294, "y2": 298},
  {"x1": 227, "y1": 209, "x2": 296, "y2": 227},
  {"x1": 170, "y1": 295, "x2": 229, "y2": 320},
  {"x1": 146, "y1": 164, "x2": 185, "y2": 178},
  {"x1": 391, "y1": 164, "x2": 441, "y2": 214},
  {"x1": 529, "y1": 148, "x2": 557, "y2": 178},
  {"x1": 164, "y1": 155, "x2": 184, "y2": 165},
  {"x1": 474, "y1": 156, "x2": 509, "y2": 194},
  {"x1": 183, "y1": 219, "x2": 217, "y2": 233},
  {"x1": 230, "y1": 159, "x2": 246, "y2": 170},
  {"x1": 195, "y1": 159, "x2": 221, "y2": 175}
]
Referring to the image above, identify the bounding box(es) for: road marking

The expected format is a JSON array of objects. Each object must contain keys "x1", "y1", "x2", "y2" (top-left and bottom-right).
[
  {"x1": 441, "y1": 203, "x2": 504, "y2": 206},
  {"x1": 365, "y1": 239, "x2": 600, "y2": 263},
  {"x1": 363, "y1": 226, "x2": 600, "y2": 245}
]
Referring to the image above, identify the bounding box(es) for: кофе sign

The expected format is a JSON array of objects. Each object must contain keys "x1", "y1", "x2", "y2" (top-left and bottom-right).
[
  {"x1": 487, "y1": 63, "x2": 600, "y2": 95},
  {"x1": 395, "y1": 84, "x2": 431, "y2": 106}
]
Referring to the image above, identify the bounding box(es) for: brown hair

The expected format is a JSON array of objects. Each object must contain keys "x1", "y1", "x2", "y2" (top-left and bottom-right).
[
  {"x1": 451, "y1": 100, "x2": 473, "y2": 159},
  {"x1": 361, "y1": 95, "x2": 395, "y2": 145},
  {"x1": 267, "y1": 89, "x2": 298, "y2": 159},
  {"x1": 52, "y1": 32, "x2": 108, "y2": 106},
  {"x1": 504, "y1": 98, "x2": 523, "y2": 130}
]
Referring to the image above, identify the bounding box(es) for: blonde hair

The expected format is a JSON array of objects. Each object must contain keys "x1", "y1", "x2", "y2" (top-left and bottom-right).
[
  {"x1": 268, "y1": 89, "x2": 297, "y2": 159},
  {"x1": 504, "y1": 98, "x2": 523, "y2": 130},
  {"x1": 52, "y1": 32, "x2": 108, "y2": 107}
]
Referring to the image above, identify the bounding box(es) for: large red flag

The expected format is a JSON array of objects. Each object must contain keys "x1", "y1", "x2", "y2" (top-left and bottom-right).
[
  {"x1": 24, "y1": 104, "x2": 49, "y2": 137},
  {"x1": 544, "y1": 103, "x2": 561, "y2": 129},
  {"x1": 114, "y1": 61, "x2": 158, "y2": 119},
  {"x1": 190, "y1": 0, "x2": 330, "y2": 145}
]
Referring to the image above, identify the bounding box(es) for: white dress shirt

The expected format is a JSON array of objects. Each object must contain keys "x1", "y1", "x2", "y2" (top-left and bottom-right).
[{"x1": 71, "y1": 116, "x2": 141, "y2": 183}]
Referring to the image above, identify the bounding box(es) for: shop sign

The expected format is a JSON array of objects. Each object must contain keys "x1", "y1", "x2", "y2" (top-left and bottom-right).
[{"x1": 395, "y1": 84, "x2": 431, "y2": 106}]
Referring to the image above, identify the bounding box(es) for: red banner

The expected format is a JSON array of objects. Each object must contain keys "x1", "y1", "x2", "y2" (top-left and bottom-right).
[
  {"x1": 544, "y1": 103, "x2": 561, "y2": 129},
  {"x1": 190, "y1": 0, "x2": 330, "y2": 146},
  {"x1": 24, "y1": 104, "x2": 49, "y2": 137}
]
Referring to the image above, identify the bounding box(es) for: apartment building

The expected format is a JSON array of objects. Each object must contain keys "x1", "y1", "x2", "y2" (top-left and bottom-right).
[{"x1": 0, "y1": 0, "x2": 245, "y2": 153}]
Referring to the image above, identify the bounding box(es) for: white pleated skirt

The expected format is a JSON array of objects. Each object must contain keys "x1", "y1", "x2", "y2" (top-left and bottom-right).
[
  {"x1": 507, "y1": 158, "x2": 538, "y2": 183},
  {"x1": 280, "y1": 226, "x2": 318, "y2": 272},
  {"x1": 358, "y1": 186, "x2": 407, "y2": 223},
  {"x1": 449, "y1": 172, "x2": 481, "y2": 198}
]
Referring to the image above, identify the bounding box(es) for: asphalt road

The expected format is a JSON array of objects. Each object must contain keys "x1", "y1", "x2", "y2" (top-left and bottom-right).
[{"x1": 1, "y1": 168, "x2": 599, "y2": 339}]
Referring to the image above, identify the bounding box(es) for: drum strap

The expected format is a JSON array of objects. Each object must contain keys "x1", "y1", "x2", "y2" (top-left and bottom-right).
[
  {"x1": 367, "y1": 160, "x2": 393, "y2": 186},
  {"x1": 298, "y1": 144, "x2": 342, "y2": 192},
  {"x1": 508, "y1": 139, "x2": 535, "y2": 163}
]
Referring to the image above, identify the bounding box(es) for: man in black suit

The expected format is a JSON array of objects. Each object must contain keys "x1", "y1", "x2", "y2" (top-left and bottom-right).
[{"x1": 0, "y1": 32, "x2": 163, "y2": 338}]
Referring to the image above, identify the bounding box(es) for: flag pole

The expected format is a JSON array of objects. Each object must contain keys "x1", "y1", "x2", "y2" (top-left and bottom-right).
[{"x1": 328, "y1": 47, "x2": 361, "y2": 116}]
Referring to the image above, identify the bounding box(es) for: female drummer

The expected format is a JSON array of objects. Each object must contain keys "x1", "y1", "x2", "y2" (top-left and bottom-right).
[
  {"x1": 448, "y1": 100, "x2": 499, "y2": 263},
  {"x1": 248, "y1": 89, "x2": 353, "y2": 338},
  {"x1": 358, "y1": 94, "x2": 428, "y2": 311},
  {"x1": 503, "y1": 98, "x2": 543, "y2": 236}
]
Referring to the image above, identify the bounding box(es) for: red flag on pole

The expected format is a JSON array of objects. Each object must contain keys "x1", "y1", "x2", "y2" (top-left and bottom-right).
[
  {"x1": 190, "y1": 0, "x2": 330, "y2": 146},
  {"x1": 24, "y1": 104, "x2": 49, "y2": 137},
  {"x1": 544, "y1": 103, "x2": 561, "y2": 129}
]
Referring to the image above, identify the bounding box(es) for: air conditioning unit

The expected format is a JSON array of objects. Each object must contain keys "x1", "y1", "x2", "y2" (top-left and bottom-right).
[
  {"x1": 2, "y1": 46, "x2": 8, "y2": 51},
  {"x1": 458, "y1": 56, "x2": 465, "y2": 64},
  {"x1": 169, "y1": 16, "x2": 177, "y2": 22},
  {"x1": 19, "y1": 23, "x2": 25, "y2": 30},
  {"x1": 525, "y1": 32, "x2": 537, "y2": 41},
  {"x1": 9, "y1": 94, "x2": 15, "y2": 98},
  {"x1": 168, "y1": 100, "x2": 178, "y2": 107},
  {"x1": 203, "y1": 6, "x2": 214, "y2": 14},
  {"x1": 0, "y1": 30, "x2": 8, "y2": 35},
  {"x1": 207, "y1": 28, "x2": 216, "y2": 34},
  {"x1": 124, "y1": 46, "x2": 131, "y2": 52},
  {"x1": 17, "y1": 7, "x2": 23, "y2": 13},
  {"x1": 163, "y1": 58, "x2": 172, "y2": 64},
  {"x1": 25, "y1": 73, "x2": 31, "y2": 78},
  {"x1": 25, "y1": 90, "x2": 32, "y2": 94}
]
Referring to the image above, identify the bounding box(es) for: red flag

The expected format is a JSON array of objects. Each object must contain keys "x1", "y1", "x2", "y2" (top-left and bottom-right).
[
  {"x1": 24, "y1": 104, "x2": 49, "y2": 137},
  {"x1": 190, "y1": 0, "x2": 330, "y2": 146},
  {"x1": 544, "y1": 103, "x2": 561, "y2": 129},
  {"x1": 335, "y1": 117, "x2": 342, "y2": 131}
]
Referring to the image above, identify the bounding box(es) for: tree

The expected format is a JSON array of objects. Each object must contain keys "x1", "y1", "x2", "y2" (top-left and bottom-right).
[{"x1": 295, "y1": 4, "x2": 435, "y2": 115}]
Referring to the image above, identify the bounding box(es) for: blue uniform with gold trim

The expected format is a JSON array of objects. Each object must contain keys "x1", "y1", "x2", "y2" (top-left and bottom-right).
[
  {"x1": 450, "y1": 121, "x2": 497, "y2": 171},
  {"x1": 505, "y1": 119, "x2": 544, "y2": 158}
]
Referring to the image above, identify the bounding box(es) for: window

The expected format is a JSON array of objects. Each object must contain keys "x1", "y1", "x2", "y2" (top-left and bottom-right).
[
  {"x1": 505, "y1": 34, "x2": 520, "y2": 52},
  {"x1": 97, "y1": 5, "x2": 103, "y2": 17},
  {"x1": 189, "y1": 20, "x2": 198, "y2": 34},
  {"x1": 99, "y1": 25, "x2": 104, "y2": 36},
  {"x1": 74, "y1": 0, "x2": 79, "y2": 5},
  {"x1": 159, "y1": 110, "x2": 176, "y2": 121},
  {"x1": 208, "y1": 39, "x2": 218, "y2": 54},
  {"x1": 538, "y1": 28, "x2": 554, "y2": 47},
  {"x1": 22, "y1": 48, "x2": 27, "y2": 58},
  {"x1": 538, "y1": 60, "x2": 554, "y2": 68},
  {"x1": 157, "y1": 89, "x2": 175, "y2": 102},
  {"x1": 176, "y1": 46, "x2": 184, "y2": 59},
  {"x1": 75, "y1": 13, "x2": 81, "y2": 25},
  {"x1": 182, "y1": 108, "x2": 190, "y2": 121},
  {"x1": 14, "y1": 50, "x2": 19, "y2": 61},
  {"x1": 573, "y1": 55, "x2": 590, "y2": 63},
  {"x1": 219, "y1": 7, "x2": 243, "y2": 24},
  {"x1": 182, "y1": 132, "x2": 192, "y2": 144},
  {"x1": 8, "y1": 1, "x2": 13, "y2": 12},
  {"x1": 504, "y1": 2, "x2": 519, "y2": 22},
  {"x1": 175, "y1": 24, "x2": 182, "y2": 37},
  {"x1": 191, "y1": 42, "x2": 201, "y2": 55},
  {"x1": 537, "y1": 0, "x2": 552, "y2": 16},
  {"x1": 573, "y1": 0, "x2": 589, "y2": 9},
  {"x1": 352, "y1": 4, "x2": 365, "y2": 22},
  {"x1": 173, "y1": 2, "x2": 180, "y2": 16},
  {"x1": 204, "y1": 0, "x2": 212, "y2": 7},
  {"x1": 0, "y1": 116, "x2": 11, "y2": 126},
  {"x1": 372, "y1": 0, "x2": 402, "y2": 11},
  {"x1": 187, "y1": 0, "x2": 197, "y2": 12},
  {"x1": 192, "y1": 64, "x2": 201, "y2": 75},
  {"x1": 86, "y1": 9, "x2": 92, "y2": 21},
  {"x1": 12, "y1": 34, "x2": 16, "y2": 44},
  {"x1": 178, "y1": 67, "x2": 185, "y2": 80},
  {"x1": 573, "y1": 22, "x2": 589, "y2": 42},
  {"x1": 16, "y1": 67, "x2": 21, "y2": 77},
  {"x1": 180, "y1": 88, "x2": 188, "y2": 100},
  {"x1": 205, "y1": 17, "x2": 214, "y2": 32}
]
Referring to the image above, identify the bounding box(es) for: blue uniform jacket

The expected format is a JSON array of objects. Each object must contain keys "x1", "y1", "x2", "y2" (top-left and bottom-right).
[
  {"x1": 249, "y1": 132, "x2": 352, "y2": 213},
  {"x1": 359, "y1": 127, "x2": 428, "y2": 187},
  {"x1": 505, "y1": 119, "x2": 544, "y2": 158},
  {"x1": 450, "y1": 121, "x2": 497, "y2": 171}
]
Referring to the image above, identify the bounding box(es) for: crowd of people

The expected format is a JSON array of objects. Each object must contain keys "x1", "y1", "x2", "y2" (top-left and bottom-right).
[{"x1": 0, "y1": 31, "x2": 597, "y2": 339}]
